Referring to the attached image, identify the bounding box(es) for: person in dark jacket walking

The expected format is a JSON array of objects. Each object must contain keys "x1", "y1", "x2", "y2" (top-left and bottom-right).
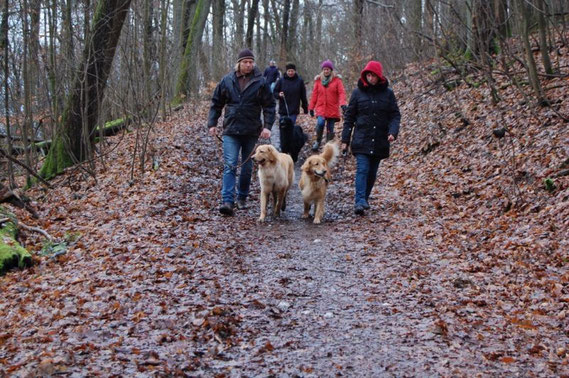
[
  {"x1": 273, "y1": 62, "x2": 308, "y2": 160},
  {"x1": 263, "y1": 60, "x2": 280, "y2": 93},
  {"x1": 208, "y1": 48, "x2": 276, "y2": 216},
  {"x1": 341, "y1": 60, "x2": 401, "y2": 215}
]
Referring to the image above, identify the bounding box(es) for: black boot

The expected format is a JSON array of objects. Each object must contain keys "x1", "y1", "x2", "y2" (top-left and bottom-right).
[
  {"x1": 312, "y1": 128, "x2": 323, "y2": 151},
  {"x1": 326, "y1": 132, "x2": 334, "y2": 142}
]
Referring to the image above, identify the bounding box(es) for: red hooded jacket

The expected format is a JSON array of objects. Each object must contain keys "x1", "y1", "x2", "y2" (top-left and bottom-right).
[{"x1": 308, "y1": 72, "x2": 347, "y2": 120}]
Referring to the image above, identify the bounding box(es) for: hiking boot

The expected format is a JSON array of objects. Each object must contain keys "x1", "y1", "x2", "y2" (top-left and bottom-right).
[
  {"x1": 362, "y1": 201, "x2": 370, "y2": 210},
  {"x1": 236, "y1": 199, "x2": 247, "y2": 210},
  {"x1": 312, "y1": 127, "x2": 323, "y2": 151},
  {"x1": 219, "y1": 202, "x2": 234, "y2": 216},
  {"x1": 354, "y1": 205, "x2": 365, "y2": 215}
]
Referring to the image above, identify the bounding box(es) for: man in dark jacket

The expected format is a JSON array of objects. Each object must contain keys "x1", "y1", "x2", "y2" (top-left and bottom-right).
[
  {"x1": 341, "y1": 60, "x2": 401, "y2": 215},
  {"x1": 208, "y1": 48, "x2": 276, "y2": 216},
  {"x1": 273, "y1": 62, "x2": 308, "y2": 161},
  {"x1": 263, "y1": 60, "x2": 280, "y2": 92}
]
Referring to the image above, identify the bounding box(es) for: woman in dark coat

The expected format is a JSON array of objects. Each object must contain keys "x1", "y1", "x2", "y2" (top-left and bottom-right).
[
  {"x1": 273, "y1": 62, "x2": 308, "y2": 161},
  {"x1": 341, "y1": 60, "x2": 401, "y2": 215}
]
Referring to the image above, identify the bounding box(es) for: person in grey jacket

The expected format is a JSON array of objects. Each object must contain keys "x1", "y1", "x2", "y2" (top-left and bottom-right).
[
  {"x1": 341, "y1": 60, "x2": 401, "y2": 215},
  {"x1": 208, "y1": 48, "x2": 276, "y2": 216}
]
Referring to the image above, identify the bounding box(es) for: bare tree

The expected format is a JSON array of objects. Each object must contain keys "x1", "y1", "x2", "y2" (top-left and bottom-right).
[
  {"x1": 246, "y1": 0, "x2": 260, "y2": 49},
  {"x1": 211, "y1": 0, "x2": 225, "y2": 80},
  {"x1": 536, "y1": 0, "x2": 553, "y2": 75},
  {"x1": 174, "y1": 0, "x2": 211, "y2": 102},
  {"x1": 40, "y1": 0, "x2": 133, "y2": 178}
]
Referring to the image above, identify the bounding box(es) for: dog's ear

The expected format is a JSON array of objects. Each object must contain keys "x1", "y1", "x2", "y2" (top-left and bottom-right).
[
  {"x1": 267, "y1": 145, "x2": 277, "y2": 162},
  {"x1": 301, "y1": 159, "x2": 310, "y2": 172}
]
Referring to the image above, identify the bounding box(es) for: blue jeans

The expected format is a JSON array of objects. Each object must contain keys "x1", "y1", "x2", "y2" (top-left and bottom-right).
[
  {"x1": 222, "y1": 135, "x2": 257, "y2": 204},
  {"x1": 354, "y1": 154, "x2": 382, "y2": 206},
  {"x1": 316, "y1": 116, "x2": 336, "y2": 135}
]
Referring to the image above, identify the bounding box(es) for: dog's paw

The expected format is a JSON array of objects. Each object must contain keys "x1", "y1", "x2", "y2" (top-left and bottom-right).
[
  {"x1": 301, "y1": 213, "x2": 310, "y2": 219},
  {"x1": 313, "y1": 218, "x2": 322, "y2": 224},
  {"x1": 258, "y1": 216, "x2": 266, "y2": 223}
]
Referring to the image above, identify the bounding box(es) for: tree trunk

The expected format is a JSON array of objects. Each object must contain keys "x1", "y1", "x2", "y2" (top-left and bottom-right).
[
  {"x1": 40, "y1": 0, "x2": 132, "y2": 179},
  {"x1": 315, "y1": 0, "x2": 322, "y2": 61},
  {"x1": 212, "y1": 0, "x2": 225, "y2": 80},
  {"x1": 232, "y1": 0, "x2": 245, "y2": 48},
  {"x1": 518, "y1": 0, "x2": 544, "y2": 102},
  {"x1": 279, "y1": 0, "x2": 290, "y2": 66},
  {"x1": 494, "y1": 0, "x2": 508, "y2": 39},
  {"x1": 174, "y1": 0, "x2": 211, "y2": 102},
  {"x1": 179, "y1": 0, "x2": 198, "y2": 55},
  {"x1": 1, "y1": 0, "x2": 15, "y2": 187},
  {"x1": 245, "y1": 0, "x2": 259, "y2": 49},
  {"x1": 21, "y1": 0, "x2": 33, "y2": 186},
  {"x1": 143, "y1": 0, "x2": 154, "y2": 103},
  {"x1": 407, "y1": 0, "x2": 423, "y2": 57},
  {"x1": 287, "y1": 0, "x2": 299, "y2": 55},
  {"x1": 159, "y1": 0, "x2": 171, "y2": 119},
  {"x1": 536, "y1": 0, "x2": 553, "y2": 75}
]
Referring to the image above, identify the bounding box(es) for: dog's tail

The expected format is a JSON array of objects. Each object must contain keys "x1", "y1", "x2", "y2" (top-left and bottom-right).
[{"x1": 321, "y1": 141, "x2": 340, "y2": 168}]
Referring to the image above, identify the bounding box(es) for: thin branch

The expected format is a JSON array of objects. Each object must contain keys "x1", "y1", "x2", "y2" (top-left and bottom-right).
[
  {"x1": 0, "y1": 148, "x2": 53, "y2": 188},
  {"x1": 365, "y1": 0, "x2": 393, "y2": 7}
]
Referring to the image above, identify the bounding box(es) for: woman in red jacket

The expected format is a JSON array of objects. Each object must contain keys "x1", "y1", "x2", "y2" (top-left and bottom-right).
[{"x1": 308, "y1": 60, "x2": 347, "y2": 151}]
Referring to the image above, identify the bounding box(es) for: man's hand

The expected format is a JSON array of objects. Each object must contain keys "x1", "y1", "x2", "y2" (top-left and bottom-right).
[
  {"x1": 260, "y1": 128, "x2": 271, "y2": 139},
  {"x1": 388, "y1": 134, "x2": 395, "y2": 142},
  {"x1": 209, "y1": 127, "x2": 218, "y2": 137},
  {"x1": 279, "y1": 91, "x2": 285, "y2": 98},
  {"x1": 309, "y1": 110, "x2": 315, "y2": 117}
]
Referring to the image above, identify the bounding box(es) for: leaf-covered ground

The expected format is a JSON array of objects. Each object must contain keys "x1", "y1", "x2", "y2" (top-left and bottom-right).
[{"x1": 1, "y1": 45, "x2": 569, "y2": 375}]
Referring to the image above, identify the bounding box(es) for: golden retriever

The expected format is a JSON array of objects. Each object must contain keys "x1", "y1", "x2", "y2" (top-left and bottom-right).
[
  {"x1": 299, "y1": 141, "x2": 339, "y2": 224},
  {"x1": 252, "y1": 144, "x2": 295, "y2": 222}
]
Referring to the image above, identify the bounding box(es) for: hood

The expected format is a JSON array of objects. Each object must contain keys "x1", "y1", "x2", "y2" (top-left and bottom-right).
[
  {"x1": 360, "y1": 61, "x2": 386, "y2": 87},
  {"x1": 357, "y1": 77, "x2": 389, "y2": 92}
]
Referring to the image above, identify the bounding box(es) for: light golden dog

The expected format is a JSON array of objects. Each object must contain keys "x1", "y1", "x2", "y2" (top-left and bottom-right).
[
  {"x1": 252, "y1": 144, "x2": 295, "y2": 222},
  {"x1": 299, "y1": 141, "x2": 339, "y2": 224}
]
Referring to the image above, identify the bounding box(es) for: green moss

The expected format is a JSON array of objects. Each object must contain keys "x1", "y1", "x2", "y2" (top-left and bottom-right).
[
  {"x1": 103, "y1": 118, "x2": 125, "y2": 128},
  {"x1": 39, "y1": 136, "x2": 74, "y2": 180},
  {"x1": 0, "y1": 210, "x2": 32, "y2": 275}
]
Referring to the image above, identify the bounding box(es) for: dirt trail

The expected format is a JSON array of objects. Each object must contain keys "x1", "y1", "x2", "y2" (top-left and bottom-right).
[{"x1": 1, "y1": 110, "x2": 567, "y2": 376}]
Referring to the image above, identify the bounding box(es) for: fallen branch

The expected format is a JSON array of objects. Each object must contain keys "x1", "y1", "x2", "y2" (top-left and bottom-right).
[{"x1": 18, "y1": 221, "x2": 54, "y2": 241}]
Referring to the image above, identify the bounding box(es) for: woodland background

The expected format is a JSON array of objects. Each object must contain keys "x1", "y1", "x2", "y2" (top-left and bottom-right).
[
  {"x1": 0, "y1": 0, "x2": 569, "y2": 375},
  {"x1": 1, "y1": 0, "x2": 568, "y2": 182}
]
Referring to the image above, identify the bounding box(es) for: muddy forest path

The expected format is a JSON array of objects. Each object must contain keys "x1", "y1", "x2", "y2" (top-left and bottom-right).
[
  {"x1": 1, "y1": 107, "x2": 567, "y2": 377},
  {"x1": 178, "y1": 124, "x2": 448, "y2": 376}
]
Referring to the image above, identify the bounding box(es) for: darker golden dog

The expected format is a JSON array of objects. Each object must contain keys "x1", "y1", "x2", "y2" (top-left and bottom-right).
[
  {"x1": 252, "y1": 144, "x2": 295, "y2": 222},
  {"x1": 299, "y1": 141, "x2": 339, "y2": 224}
]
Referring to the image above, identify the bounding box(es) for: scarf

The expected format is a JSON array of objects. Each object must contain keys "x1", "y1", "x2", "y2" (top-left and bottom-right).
[{"x1": 321, "y1": 75, "x2": 332, "y2": 87}]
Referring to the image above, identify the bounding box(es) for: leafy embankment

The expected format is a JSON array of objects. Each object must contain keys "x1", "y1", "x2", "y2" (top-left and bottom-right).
[{"x1": 0, "y1": 35, "x2": 568, "y2": 375}]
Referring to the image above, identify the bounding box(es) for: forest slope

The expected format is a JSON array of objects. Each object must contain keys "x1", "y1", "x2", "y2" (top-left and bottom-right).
[{"x1": 1, "y1": 43, "x2": 568, "y2": 375}]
